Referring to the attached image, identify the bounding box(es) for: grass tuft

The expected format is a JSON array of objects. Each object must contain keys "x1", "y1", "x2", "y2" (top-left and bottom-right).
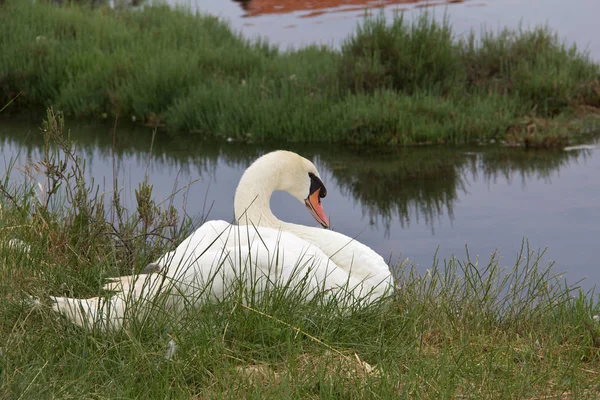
[
  {"x1": 340, "y1": 13, "x2": 464, "y2": 95},
  {"x1": 462, "y1": 26, "x2": 600, "y2": 116}
]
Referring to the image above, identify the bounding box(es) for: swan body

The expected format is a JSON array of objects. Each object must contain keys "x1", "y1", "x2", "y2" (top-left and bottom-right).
[{"x1": 51, "y1": 151, "x2": 395, "y2": 330}]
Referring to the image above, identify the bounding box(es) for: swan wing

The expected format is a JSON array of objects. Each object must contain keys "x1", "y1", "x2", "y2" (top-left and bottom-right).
[
  {"x1": 281, "y1": 225, "x2": 394, "y2": 298},
  {"x1": 51, "y1": 221, "x2": 373, "y2": 331},
  {"x1": 156, "y1": 221, "x2": 362, "y2": 299}
]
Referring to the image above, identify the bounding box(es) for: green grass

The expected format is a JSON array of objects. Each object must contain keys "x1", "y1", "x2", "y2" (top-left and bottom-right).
[
  {"x1": 1, "y1": 110, "x2": 600, "y2": 399},
  {"x1": 1, "y1": 0, "x2": 599, "y2": 147}
]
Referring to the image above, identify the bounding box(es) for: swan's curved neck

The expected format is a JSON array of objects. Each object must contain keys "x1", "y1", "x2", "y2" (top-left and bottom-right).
[{"x1": 234, "y1": 157, "x2": 283, "y2": 228}]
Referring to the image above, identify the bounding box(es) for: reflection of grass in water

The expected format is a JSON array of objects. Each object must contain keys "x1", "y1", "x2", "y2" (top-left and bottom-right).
[
  {"x1": 0, "y1": 116, "x2": 224, "y2": 178},
  {"x1": 318, "y1": 149, "x2": 466, "y2": 232},
  {"x1": 319, "y1": 145, "x2": 595, "y2": 231},
  {"x1": 0, "y1": 118, "x2": 463, "y2": 231},
  {"x1": 1, "y1": 116, "x2": 596, "y2": 232},
  {"x1": 469, "y1": 147, "x2": 592, "y2": 185}
]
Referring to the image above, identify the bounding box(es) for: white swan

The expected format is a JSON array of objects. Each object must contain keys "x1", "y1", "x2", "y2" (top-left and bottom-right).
[{"x1": 50, "y1": 150, "x2": 395, "y2": 330}]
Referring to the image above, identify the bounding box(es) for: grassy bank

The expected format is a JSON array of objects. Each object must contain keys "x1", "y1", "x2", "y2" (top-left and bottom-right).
[
  {"x1": 1, "y1": 110, "x2": 600, "y2": 398},
  {"x1": 1, "y1": 1, "x2": 599, "y2": 147}
]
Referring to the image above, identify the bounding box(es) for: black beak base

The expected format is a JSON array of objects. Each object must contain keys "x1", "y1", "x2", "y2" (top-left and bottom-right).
[{"x1": 308, "y1": 172, "x2": 327, "y2": 199}]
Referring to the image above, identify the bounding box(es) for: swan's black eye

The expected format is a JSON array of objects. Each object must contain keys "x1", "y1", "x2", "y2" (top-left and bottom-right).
[{"x1": 308, "y1": 173, "x2": 327, "y2": 198}]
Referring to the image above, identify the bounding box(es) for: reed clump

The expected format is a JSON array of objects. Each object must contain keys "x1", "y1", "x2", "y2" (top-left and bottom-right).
[{"x1": 1, "y1": 0, "x2": 599, "y2": 147}]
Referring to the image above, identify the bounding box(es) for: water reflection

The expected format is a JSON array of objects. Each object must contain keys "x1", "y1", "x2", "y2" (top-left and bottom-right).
[
  {"x1": 317, "y1": 149, "x2": 465, "y2": 233},
  {"x1": 467, "y1": 148, "x2": 590, "y2": 185},
  {"x1": 231, "y1": 0, "x2": 468, "y2": 18},
  {"x1": 0, "y1": 116, "x2": 590, "y2": 233}
]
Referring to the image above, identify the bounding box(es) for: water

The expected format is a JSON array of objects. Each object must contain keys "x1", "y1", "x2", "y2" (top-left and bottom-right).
[
  {"x1": 1, "y1": 118, "x2": 599, "y2": 290},
  {"x1": 170, "y1": 0, "x2": 600, "y2": 60}
]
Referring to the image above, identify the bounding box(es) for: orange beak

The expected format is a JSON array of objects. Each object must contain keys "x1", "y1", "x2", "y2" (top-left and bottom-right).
[{"x1": 305, "y1": 190, "x2": 329, "y2": 229}]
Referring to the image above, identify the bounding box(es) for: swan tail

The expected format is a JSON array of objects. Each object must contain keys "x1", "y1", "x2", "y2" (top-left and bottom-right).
[
  {"x1": 50, "y1": 295, "x2": 108, "y2": 330},
  {"x1": 51, "y1": 273, "x2": 167, "y2": 331}
]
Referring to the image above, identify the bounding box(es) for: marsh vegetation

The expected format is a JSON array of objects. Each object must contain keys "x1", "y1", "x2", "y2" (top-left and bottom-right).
[{"x1": 1, "y1": 0, "x2": 599, "y2": 147}]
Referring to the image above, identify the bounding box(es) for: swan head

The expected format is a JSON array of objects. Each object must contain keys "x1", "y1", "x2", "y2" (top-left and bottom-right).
[
  {"x1": 282, "y1": 167, "x2": 329, "y2": 229},
  {"x1": 234, "y1": 150, "x2": 330, "y2": 228}
]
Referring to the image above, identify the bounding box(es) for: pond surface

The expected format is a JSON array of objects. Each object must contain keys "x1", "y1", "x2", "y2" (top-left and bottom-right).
[
  {"x1": 1, "y1": 118, "x2": 599, "y2": 290},
  {"x1": 170, "y1": 0, "x2": 600, "y2": 60}
]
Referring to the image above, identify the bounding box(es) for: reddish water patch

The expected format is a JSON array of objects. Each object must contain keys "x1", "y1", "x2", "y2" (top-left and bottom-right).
[
  {"x1": 235, "y1": 0, "x2": 466, "y2": 18},
  {"x1": 299, "y1": 10, "x2": 328, "y2": 18}
]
